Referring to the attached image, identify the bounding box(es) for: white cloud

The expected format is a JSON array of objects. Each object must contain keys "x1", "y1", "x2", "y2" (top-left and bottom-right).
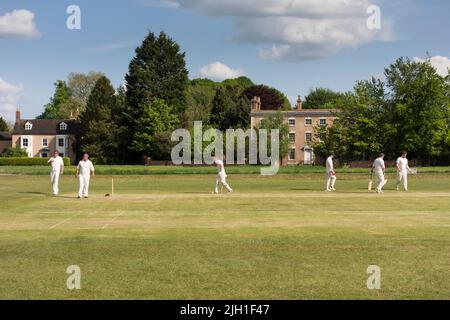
[
  {"x1": 0, "y1": 78, "x2": 24, "y2": 121},
  {"x1": 83, "y1": 41, "x2": 136, "y2": 53},
  {"x1": 199, "y1": 62, "x2": 245, "y2": 81},
  {"x1": 414, "y1": 55, "x2": 450, "y2": 77},
  {"x1": 0, "y1": 9, "x2": 40, "y2": 38},
  {"x1": 160, "y1": 0, "x2": 394, "y2": 61}
]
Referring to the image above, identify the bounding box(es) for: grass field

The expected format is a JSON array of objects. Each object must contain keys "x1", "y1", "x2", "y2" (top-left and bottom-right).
[{"x1": 1, "y1": 168, "x2": 450, "y2": 299}]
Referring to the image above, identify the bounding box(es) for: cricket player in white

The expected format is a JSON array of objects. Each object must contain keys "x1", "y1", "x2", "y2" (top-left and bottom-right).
[
  {"x1": 396, "y1": 151, "x2": 410, "y2": 191},
  {"x1": 76, "y1": 153, "x2": 95, "y2": 199},
  {"x1": 48, "y1": 151, "x2": 64, "y2": 196},
  {"x1": 372, "y1": 153, "x2": 387, "y2": 193},
  {"x1": 325, "y1": 154, "x2": 336, "y2": 191},
  {"x1": 213, "y1": 157, "x2": 233, "y2": 194}
]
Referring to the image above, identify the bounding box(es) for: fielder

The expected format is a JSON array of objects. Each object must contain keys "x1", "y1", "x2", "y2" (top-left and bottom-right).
[
  {"x1": 372, "y1": 153, "x2": 387, "y2": 194},
  {"x1": 396, "y1": 151, "x2": 410, "y2": 191},
  {"x1": 213, "y1": 157, "x2": 233, "y2": 194},
  {"x1": 76, "y1": 153, "x2": 95, "y2": 199},
  {"x1": 48, "y1": 151, "x2": 64, "y2": 196},
  {"x1": 325, "y1": 154, "x2": 336, "y2": 192}
]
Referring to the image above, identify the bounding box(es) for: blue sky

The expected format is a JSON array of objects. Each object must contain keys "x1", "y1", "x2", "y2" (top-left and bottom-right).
[{"x1": 0, "y1": 0, "x2": 449, "y2": 121}]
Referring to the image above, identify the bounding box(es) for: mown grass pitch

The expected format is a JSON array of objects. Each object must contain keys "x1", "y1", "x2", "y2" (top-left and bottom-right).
[{"x1": 0, "y1": 170, "x2": 450, "y2": 299}]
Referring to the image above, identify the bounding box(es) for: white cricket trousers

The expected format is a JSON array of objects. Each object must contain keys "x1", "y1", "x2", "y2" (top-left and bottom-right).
[
  {"x1": 375, "y1": 170, "x2": 386, "y2": 191},
  {"x1": 326, "y1": 172, "x2": 336, "y2": 190},
  {"x1": 396, "y1": 170, "x2": 408, "y2": 191},
  {"x1": 215, "y1": 172, "x2": 232, "y2": 193},
  {"x1": 50, "y1": 171, "x2": 60, "y2": 195},
  {"x1": 78, "y1": 174, "x2": 91, "y2": 198}
]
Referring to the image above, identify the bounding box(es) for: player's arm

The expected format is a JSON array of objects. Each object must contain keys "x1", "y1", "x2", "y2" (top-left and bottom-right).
[
  {"x1": 91, "y1": 162, "x2": 95, "y2": 177},
  {"x1": 60, "y1": 161, "x2": 64, "y2": 175},
  {"x1": 76, "y1": 163, "x2": 80, "y2": 178}
]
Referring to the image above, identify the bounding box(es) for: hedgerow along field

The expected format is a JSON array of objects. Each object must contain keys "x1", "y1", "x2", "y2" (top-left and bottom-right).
[{"x1": 0, "y1": 166, "x2": 450, "y2": 299}]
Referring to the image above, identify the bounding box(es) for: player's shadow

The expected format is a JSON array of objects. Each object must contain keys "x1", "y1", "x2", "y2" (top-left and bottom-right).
[
  {"x1": 178, "y1": 192, "x2": 213, "y2": 195},
  {"x1": 18, "y1": 192, "x2": 76, "y2": 199}
]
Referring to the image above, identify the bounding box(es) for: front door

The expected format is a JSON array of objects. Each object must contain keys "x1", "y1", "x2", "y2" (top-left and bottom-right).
[{"x1": 304, "y1": 148, "x2": 313, "y2": 165}]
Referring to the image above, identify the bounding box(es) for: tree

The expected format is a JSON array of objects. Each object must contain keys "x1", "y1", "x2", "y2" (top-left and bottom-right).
[
  {"x1": 384, "y1": 57, "x2": 450, "y2": 162},
  {"x1": 65, "y1": 71, "x2": 104, "y2": 118},
  {"x1": 38, "y1": 81, "x2": 71, "y2": 119},
  {"x1": 256, "y1": 111, "x2": 290, "y2": 162},
  {"x1": 0, "y1": 117, "x2": 9, "y2": 131},
  {"x1": 125, "y1": 31, "x2": 189, "y2": 119},
  {"x1": 210, "y1": 85, "x2": 250, "y2": 131},
  {"x1": 79, "y1": 76, "x2": 120, "y2": 164},
  {"x1": 131, "y1": 98, "x2": 178, "y2": 160},
  {"x1": 243, "y1": 85, "x2": 291, "y2": 110},
  {"x1": 184, "y1": 79, "x2": 218, "y2": 127},
  {"x1": 303, "y1": 87, "x2": 345, "y2": 109},
  {"x1": 2, "y1": 145, "x2": 28, "y2": 157}
]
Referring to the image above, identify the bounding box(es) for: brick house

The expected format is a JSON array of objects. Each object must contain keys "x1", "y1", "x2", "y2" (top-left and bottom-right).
[
  {"x1": 12, "y1": 110, "x2": 79, "y2": 162},
  {"x1": 250, "y1": 96, "x2": 337, "y2": 165},
  {"x1": 0, "y1": 131, "x2": 12, "y2": 154}
]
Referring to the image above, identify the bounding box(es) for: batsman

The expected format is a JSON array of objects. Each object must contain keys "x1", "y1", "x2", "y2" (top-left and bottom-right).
[{"x1": 213, "y1": 157, "x2": 233, "y2": 194}]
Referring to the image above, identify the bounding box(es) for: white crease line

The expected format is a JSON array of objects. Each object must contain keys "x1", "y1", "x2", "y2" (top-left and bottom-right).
[
  {"x1": 49, "y1": 213, "x2": 80, "y2": 230},
  {"x1": 101, "y1": 213, "x2": 123, "y2": 230}
]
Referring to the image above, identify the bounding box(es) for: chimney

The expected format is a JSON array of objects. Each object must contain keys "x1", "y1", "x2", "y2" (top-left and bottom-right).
[
  {"x1": 15, "y1": 108, "x2": 21, "y2": 124},
  {"x1": 296, "y1": 95, "x2": 303, "y2": 110},
  {"x1": 251, "y1": 96, "x2": 261, "y2": 111}
]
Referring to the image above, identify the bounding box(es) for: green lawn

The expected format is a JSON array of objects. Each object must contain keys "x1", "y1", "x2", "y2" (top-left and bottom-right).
[{"x1": 0, "y1": 170, "x2": 450, "y2": 299}]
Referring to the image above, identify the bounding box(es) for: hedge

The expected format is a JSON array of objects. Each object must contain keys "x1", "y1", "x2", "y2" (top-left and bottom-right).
[{"x1": 0, "y1": 157, "x2": 71, "y2": 166}]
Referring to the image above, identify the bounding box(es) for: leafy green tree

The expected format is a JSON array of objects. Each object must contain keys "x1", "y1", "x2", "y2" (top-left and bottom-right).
[
  {"x1": 79, "y1": 76, "x2": 120, "y2": 164},
  {"x1": 131, "y1": 98, "x2": 178, "y2": 160},
  {"x1": 210, "y1": 85, "x2": 250, "y2": 131},
  {"x1": 243, "y1": 85, "x2": 291, "y2": 110},
  {"x1": 256, "y1": 111, "x2": 290, "y2": 161},
  {"x1": 125, "y1": 31, "x2": 189, "y2": 119},
  {"x1": 303, "y1": 87, "x2": 345, "y2": 109},
  {"x1": 221, "y1": 76, "x2": 254, "y2": 92},
  {"x1": 384, "y1": 57, "x2": 450, "y2": 162},
  {"x1": 0, "y1": 117, "x2": 9, "y2": 131},
  {"x1": 184, "y1": 79, "x2": 218, "y2": 127},
  {"x1": 38, "y1": 81, "x2": 71, "y2": 119}
]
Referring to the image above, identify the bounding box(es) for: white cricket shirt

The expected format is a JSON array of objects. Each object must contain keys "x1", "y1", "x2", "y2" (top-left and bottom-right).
[
  {"x1": 48, "y1": 156, "x2": 64, "y2": 172},
  {"x1": 77, "y1": 160, "x2": 95, "y2": 176}
]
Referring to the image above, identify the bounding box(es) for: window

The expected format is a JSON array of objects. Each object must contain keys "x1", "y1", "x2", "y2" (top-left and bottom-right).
[
  {"x1": 41, "y1": 152, "x2": 48, "y2": 158},
  {"x1": 305, "y1": 118, "x2": 312, "y2": 126},
  {"x1": 289, "y1": 133, "x2": 296, "y2": 142},
  {"x1": 319, "y1": 118, "x2": 327, "y2": 126},
  {"x1": 289, "y1": 148, "x2": 296, "y2": 161},
  {"x1": 42, "y1": 138, "x2": 48, "y2": 147},
  {"x1": 305, "y1": 132, "x2": 313, "y2": 142},
  {"x1": 25, "y1": 122, "x2": 33, "y2": 130},
  {"x1": 59, "y1": 153, "x2": 64, "y2": 157},
  {"x1": 22, "y1": 138, "x2": 29, "y2": 147},
  {"x1": 58, "y1": 138, "x2": 65, "y2": 147},
  {"x1": 60, "y1": 122, "x2": 68, "y2": 131},
  {"x1": 288, "y1": 118, "x2": 296, "y2": 126}
]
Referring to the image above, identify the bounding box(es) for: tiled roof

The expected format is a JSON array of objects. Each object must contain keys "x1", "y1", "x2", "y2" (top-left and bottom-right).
[
  {"x1": 13, "y1": 119, "x2": 79, "y2": 135},
  {"x1": 0, "y1": 131, "x2": 12, "y2": 140},
  {"x1": 251, "y1": 109, "x2": 337, "y2": 117}
]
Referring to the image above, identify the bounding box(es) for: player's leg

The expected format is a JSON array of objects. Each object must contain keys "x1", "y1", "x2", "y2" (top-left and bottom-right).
[
  {"x1": 84, "y1": 176, "x2": 90, "y2": 198},
  {"x1": 53, "y1": 172, "x2": 60, "y2": 196},
  {"x1": 220, "y1": 173, "x2": 233, "y2": 192},
  {"x1": 330, "y1": 176, "x2": 337, "y2": 191},
  {"x1": 78, "y1": 175, "x2": 84, "y2": 198},
  {"x1": 325, "y1": 173, "x2": 331, "y2": 191},
  {"x1": 396, "y1": 172, "x2": 401, "y2": 191},
  {"x1": 403, "y1": 172, "x2": 408, "y2": 191},
  {"x1": 214, "y1": 175, "x2": 220, "y2": 194}
]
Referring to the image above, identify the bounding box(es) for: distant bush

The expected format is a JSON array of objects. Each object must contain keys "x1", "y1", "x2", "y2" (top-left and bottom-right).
[
  {"x1": 1, "y1": 146, "x2": 28, "y2": 158},
  {"x1": 0, "y1": 157, "x2": 70, "y2": 166}
]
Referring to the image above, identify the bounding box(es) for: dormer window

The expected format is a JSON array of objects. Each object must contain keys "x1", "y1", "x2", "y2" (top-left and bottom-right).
[
  {"x1": 60, "y1": 122, "x2": 68, "y2": 131},
  {"x1": 25, "y1": 122, "x2": 33, "y2": 130}
]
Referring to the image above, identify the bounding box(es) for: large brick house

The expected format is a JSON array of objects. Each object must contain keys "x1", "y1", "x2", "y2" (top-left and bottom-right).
[
  {"x1": 12, "y1": 110, "x2": 79, "y2": 162},
  {"x1": 250, "y1": 96, "x2": 337, "y2": 165}
]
